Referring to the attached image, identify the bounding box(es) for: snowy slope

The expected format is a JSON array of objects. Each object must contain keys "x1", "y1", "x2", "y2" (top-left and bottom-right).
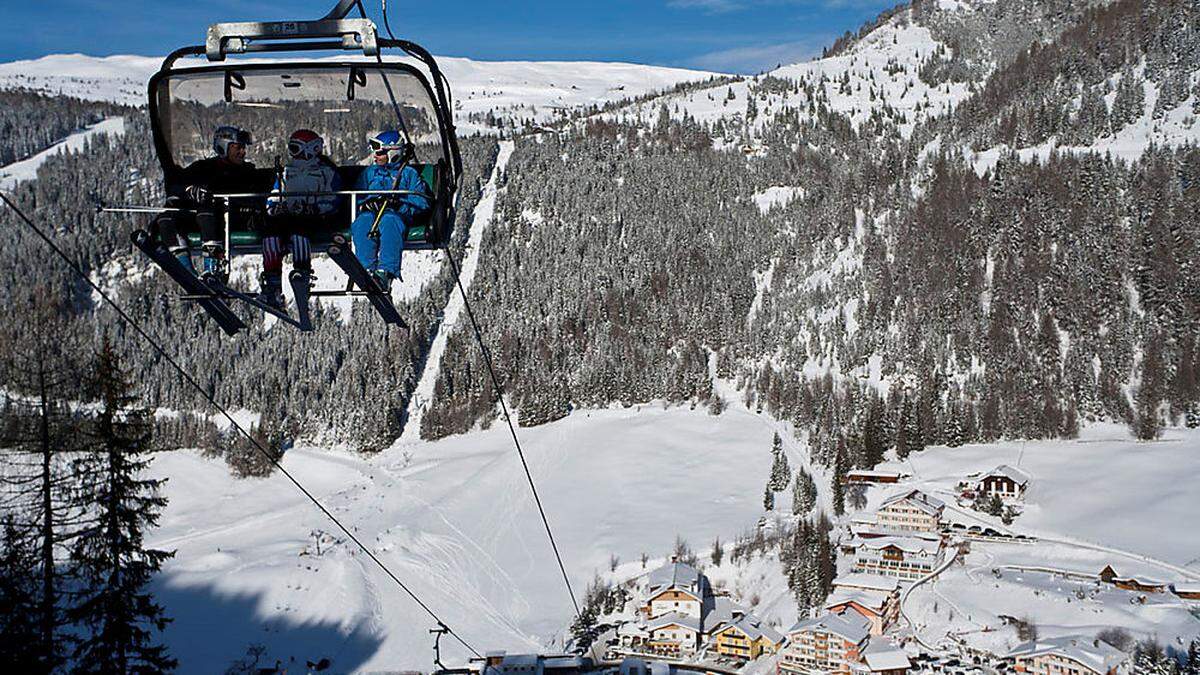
[
  {"x1": 148, "y1": 414, "x2": 1200, "y2": 672},
  {"x1": 599, "y1": 8, "x2": 971, "y2": 140},
  {"x1": 0, "y1": 117, "x2": 126, "y2": 190},
  {"x1": 0, "y1": 53, "x2": 718, "y2": 131},
  {"x1": 148, "y1": 404, "x2": 789, "y2": 672}
]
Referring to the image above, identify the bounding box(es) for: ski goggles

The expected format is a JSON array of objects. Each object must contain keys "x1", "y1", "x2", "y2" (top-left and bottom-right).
[
  {"x1": 368, "y1": 138, "x2": 402, "y2": 155},
  {"x1": 287, "y1": 137, "x2": 323, "y2": 160}
]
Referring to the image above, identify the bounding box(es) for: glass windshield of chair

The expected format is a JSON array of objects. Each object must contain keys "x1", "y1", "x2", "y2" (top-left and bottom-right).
[{"x1": 155, "y1": 64, "x2": 443, "y2": 170}]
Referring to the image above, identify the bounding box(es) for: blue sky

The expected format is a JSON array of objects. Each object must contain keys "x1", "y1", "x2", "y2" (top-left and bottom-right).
[{"x1": 1, "y1": 0, "x2": 901, "y2": 74}]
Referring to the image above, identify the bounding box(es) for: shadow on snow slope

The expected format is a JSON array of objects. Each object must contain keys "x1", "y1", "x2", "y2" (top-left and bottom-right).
[{"x1": 153, "y1": 579, "x2": 383, "y2": 674}]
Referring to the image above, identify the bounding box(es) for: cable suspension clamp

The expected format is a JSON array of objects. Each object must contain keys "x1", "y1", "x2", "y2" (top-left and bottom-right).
[{"x1": 205, "y1": 18, "x2": 379, "y2": 61}]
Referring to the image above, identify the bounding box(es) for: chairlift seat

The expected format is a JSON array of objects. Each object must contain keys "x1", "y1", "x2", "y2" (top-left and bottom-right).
[{"x1": 183, "y1": 162, "x2": 443, "y2": 253}]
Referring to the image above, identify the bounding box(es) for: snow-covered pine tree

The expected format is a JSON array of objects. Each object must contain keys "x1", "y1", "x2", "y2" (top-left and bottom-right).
[
  {"x1": 792, "y1": 468, "x2": 817, "y2": 516},
  {"x1": 831, "y1": 448, "x2": 846, "y2": 517},
  {"x1": 763, "y1": 482, "x2": 775, "y2": 511},
  {"x1": 68, "y1": 342, "x2": 176, "y2": 674},
  {"x1": 769, "y1": 433, "x2": 791, "y2": 491},
  {"x1": 1184, "y1": 639, "x2": 1200, "y2": 675},
  {"x1": 568, "y1": 603, "x2": 598, "y2": 654},
  {"x1": 1135, "y1": 331, "x2": 1165, "y2": 440}
]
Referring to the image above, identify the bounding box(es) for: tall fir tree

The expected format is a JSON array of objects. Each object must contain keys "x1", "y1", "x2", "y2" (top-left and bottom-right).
[
  {"x1": 0, "y1": 515, "x2": 42, "y2": 671},
  {"x1": 68, "y1": 342, "x2": 176, "y2": 674},
  {"x1": 792, "y1": 468, "x2": 817, "y2": 516},
  {"x1": 1135, "y1": 332, "x2": 1165, "y2": 440},
  {"x1": 768, "y1": 433, "x2": 791, "y2": 491},
  {"x1": 831, "y1": 447, "x2": 847, "y2": 517},
  {"x1": 0, "y1": 289, "x2": 85, "y2": 670}
]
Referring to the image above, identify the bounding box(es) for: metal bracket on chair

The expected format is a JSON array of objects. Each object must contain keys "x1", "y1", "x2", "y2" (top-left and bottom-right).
[{"x1": 205, "y1": 18, "x2": 379, "y2": 61}]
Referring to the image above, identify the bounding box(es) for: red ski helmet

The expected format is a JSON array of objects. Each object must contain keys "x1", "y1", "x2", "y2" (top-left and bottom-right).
[{"x1": 287, "y1": 129, "x2": 324, "y2": 161}]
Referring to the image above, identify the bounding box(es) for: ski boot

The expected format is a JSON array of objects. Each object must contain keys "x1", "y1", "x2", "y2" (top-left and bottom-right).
[
  {"x1": 168, "y1": 245, "x2": 196, "y2": 275},
  {"x1": 256, "y1": 272, "x2": 285, "y2": 310},
  {"x1": 371, "y1": 269, "x2": 393, "y2": 294},
  {"x1": 200, "y1": 243, "x2": 229, "y2": 285}
]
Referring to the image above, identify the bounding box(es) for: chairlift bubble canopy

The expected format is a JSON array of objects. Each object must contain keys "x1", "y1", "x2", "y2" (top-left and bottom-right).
[{"x1": 147, "y1": 8, "x2": 463, "y2": 252}]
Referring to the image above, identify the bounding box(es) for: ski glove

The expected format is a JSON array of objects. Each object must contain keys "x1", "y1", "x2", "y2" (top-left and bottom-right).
[{"x1": 185, "y1": 185, "x2": 212, "y2": 206}]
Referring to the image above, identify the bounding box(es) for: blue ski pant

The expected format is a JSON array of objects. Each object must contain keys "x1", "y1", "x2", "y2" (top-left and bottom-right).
[{"x1": 351, "y1": 210, "x2": 406, "y2": 277}]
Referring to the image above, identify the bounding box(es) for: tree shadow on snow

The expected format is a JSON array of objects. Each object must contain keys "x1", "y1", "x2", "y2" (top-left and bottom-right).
[{"x1": 153, "y1": 580, "x2": 383, "y2": 674}]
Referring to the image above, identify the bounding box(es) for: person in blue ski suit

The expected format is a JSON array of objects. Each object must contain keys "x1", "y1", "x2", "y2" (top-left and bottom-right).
[{"x1": 351, "y1": 130, "x2": 431, "y2": 291}]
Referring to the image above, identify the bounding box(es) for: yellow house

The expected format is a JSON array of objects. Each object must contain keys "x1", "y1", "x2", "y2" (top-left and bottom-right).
[{"x1": 710, "y1": 612, "x2": 783, "y2": 662}]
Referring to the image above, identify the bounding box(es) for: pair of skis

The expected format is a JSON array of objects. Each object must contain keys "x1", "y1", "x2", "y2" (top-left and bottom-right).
[{"x1": 131, "y1": 230, "x2": 405, "y2": 334}]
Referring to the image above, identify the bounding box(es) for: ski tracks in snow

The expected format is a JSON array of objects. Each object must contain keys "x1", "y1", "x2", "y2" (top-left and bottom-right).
[{"x1": 401, "y1": 140, "x2": 515, "y2": 442}]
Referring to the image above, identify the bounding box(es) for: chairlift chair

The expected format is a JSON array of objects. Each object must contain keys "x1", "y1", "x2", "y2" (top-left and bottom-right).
[{"x1": 129, "y1": 0, "x2": 463, "y2": 333}]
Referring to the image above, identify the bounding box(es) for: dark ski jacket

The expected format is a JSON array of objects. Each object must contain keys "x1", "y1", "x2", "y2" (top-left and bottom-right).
[{"x1": 168, "y1": 157, "x2": 264, "y2": 206}]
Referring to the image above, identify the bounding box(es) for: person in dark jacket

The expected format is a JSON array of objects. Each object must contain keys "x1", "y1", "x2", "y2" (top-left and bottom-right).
[
  {"x1": 350, "y1": 130, "x2": 431, "y2": 291},
  {"x1": 153, "y1": 125, "x2": 260, "y2": 282}
]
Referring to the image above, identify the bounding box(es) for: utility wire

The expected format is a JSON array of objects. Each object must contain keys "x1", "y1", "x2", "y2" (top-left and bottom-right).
[
  {"x1": 440, "y1": 237, "x2": 583, "y2": 621},
  {"x1": 0, "y1": 190, "x2": 481, "y2": 659}
]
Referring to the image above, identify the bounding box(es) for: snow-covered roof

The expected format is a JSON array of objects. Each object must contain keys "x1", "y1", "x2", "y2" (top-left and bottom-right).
[
  {"x1": 854, "y1": 535, "x2": 942, "y2": 555},
  {"x1": 788, "y1": 611, "x2": 871, "y2": 644},
  {"x1": 862, "y1": 638, "x2": 911, "y2": 672},
  {"x1": 879, "y1": 488, "x2": 945, "y2": 515},
  {"x1": 714, "y1": 612, "x2": 783, "y2": 644},
  {"x1": 1171, "y1": 582, "x2": 1200, "y2": 594},
  {"x1": 982, "y1": 464, "x2": 1030, "y2": 486},
  {"x1": 702, "y1": 596, "x2": 743, "y2": 633},
  {"x1": 833, "y1": 573, "x2": 900, "y2": 594},
  {"x1": 648, "y1": 612, "x2": 701, "y2": 633},
  {"x1": 847, "y1": 469, "x2": 905, "y2": 479},
  {"x1": 647, "y1": 560, "x2": 706, "y2": 596},
  {"x1": 1006, "y1": 635, "x2": 1128, "y2": 674},
  {"x1": 826, "y1": 588, "x2": 891, "y2": 613},
  {"x1": 617, "y1": 622, "x2": 650, "y2": 637}
]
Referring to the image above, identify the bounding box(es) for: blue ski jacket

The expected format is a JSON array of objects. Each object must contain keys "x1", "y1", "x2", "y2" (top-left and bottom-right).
[{"x1": 354, "y1": 163, "x2": 431, "y2": 219}]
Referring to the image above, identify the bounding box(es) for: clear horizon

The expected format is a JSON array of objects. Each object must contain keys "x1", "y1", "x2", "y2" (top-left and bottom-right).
[{"x1": 1, "y1": 0, "x2": 902, "y2": 74}]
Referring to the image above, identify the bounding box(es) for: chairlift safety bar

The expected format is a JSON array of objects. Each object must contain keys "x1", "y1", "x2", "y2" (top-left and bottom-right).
[{"x1": 206, "y1": 19, "x2": 379, "y2": 61}]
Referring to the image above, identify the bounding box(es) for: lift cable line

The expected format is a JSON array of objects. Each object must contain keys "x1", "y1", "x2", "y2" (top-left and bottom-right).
[
  {"x1": 440, "y1": 240, "x2": 583, "y2": 621},
  {"x1": 365, "y1": 0, "x2": 583, "y2": 624},
  {"x1": 0, "y1": 190, "x2": 482, "y2": 660}
]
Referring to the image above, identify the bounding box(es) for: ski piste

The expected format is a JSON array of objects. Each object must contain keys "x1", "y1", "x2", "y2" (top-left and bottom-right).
[
  {"x1": 130, "y1": 229, "x2": 246, "y2": 336},
  {"x1": 326, "y1": 233, "x2": 407, "y2": 329}
]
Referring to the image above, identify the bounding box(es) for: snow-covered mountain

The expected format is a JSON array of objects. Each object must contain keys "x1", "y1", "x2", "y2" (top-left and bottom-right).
[
  {"x1": 0, "y1": 52, "x2": 721, "y2": 133},
  {"x1": 4, "y1": 0, "x2": 1200, "y2": 672}
]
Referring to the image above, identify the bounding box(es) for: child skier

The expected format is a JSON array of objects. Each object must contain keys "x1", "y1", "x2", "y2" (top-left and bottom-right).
[{"x1": 260, "y1": 129, "x2": 341, "y2": 308}]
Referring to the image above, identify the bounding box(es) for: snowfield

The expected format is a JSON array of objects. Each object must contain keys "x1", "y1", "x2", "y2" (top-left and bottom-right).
[
  {"x1": 147, "y1": 410, "x2": 1200, "y2": 672},
  {"x1": 0, "y1": 53, "x2": 718, "y2": 131},
  {"x1": 0, "y1": 116, "x2": 126, "y2": 190},
  {"x1": 148, "y1": 404, "x2": 790, "y2": 672}
]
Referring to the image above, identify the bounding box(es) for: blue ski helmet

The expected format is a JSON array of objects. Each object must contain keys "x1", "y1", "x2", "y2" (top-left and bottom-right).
[
  {"x1": 368, "y1": 130, "x2": 412, "y2": 163},
  {"x1": 213, "y1": 126, "x2": 253, "y2": 158}
]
